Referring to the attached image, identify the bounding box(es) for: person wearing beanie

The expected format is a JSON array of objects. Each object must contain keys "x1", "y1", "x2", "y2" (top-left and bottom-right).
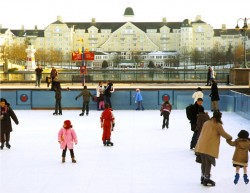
[
  {"x1": 100, "y1": 103, "x2": 115, "y2": 146},
  {"x1": 58, "y1": 120, "x2": 78, "y2": 163},
  {"x1": 226, "y1": 130, "x2": 250, "y2": 184},
  {"x1": 195, "y1": 111, "x2": 232, "y2": 186},
  {"x1": 75, "y1": 85, "x2": 94, "y2": 116},
  {"x1": 0, "y1": 98, "x2": 19, "y2": 150}
]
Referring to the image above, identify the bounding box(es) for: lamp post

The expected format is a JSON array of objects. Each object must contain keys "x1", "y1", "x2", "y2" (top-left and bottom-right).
[{"x1": 235, "y1": 17, "x2": 250, "y2": 68}]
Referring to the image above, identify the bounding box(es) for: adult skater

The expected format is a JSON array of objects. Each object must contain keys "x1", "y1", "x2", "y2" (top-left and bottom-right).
[
  {"x1": 75, "y1": 86, "x2": 94, "y2": 116},
  {"x1": 53, "y1": 78, "x2": 62, "y2": 115},
  {"x1": 100, "y1": 103, "x2": 115, "y2": 146},
  {"x1": 104, "y1": 80, "x2": 114, "y2": 109},
  {"x1": 195, "y1": 111, "x2": 232, "y2": 186},
  {"x1": 0, "y1": 98, "x2": 19, "y2": 149}
]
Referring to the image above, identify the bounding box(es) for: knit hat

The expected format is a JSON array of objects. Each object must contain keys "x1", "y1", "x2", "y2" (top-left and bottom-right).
[
  {"x1": 64, "y1": 120, "x2": 72, "y2": 129},
  {"x1": 238, "y1": 130, "x2": 249, "y2": 139},
  {"x1": 0, "y1": 98, "x2": 7, "y2": 103}
]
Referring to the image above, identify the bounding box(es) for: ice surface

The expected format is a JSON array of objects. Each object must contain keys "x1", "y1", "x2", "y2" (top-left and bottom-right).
[{"x1": 0, "y1": 110, "x2": 250, "y2": 193}]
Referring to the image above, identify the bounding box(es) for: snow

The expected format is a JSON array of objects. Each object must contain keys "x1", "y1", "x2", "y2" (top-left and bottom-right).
[{"x1": 1, "y1": 110, "x2": 250, "y2": 193}]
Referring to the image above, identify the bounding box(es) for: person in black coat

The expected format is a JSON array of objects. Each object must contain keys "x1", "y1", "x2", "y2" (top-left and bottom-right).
[
  {"x1": 0, "y1": 98, "x2": 19, "y2": 149},
  {"x1": 104, "y1": 81, "x2": 114, "y2": 109},
  {"x1": 53, "y1": 79, "x2": 62, "y2": 115},
  {"x1": 210, "y1": 79, "x2": 220, "y2": 111}
]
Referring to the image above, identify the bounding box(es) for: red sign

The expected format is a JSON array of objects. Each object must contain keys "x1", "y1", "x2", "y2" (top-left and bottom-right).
[
  {"x1": 72, "y1": 52, "x2": 83, "y2": 61},
  {"x1": 84, "y1": 52, "x2": 95, "y2": 60}
]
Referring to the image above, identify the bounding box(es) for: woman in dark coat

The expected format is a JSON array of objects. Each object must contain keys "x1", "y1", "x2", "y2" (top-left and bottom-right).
[
  {"x1": 0, "y1": 98, "x2": 19, "y2": 149},
  {"x1": 53, "y1": 79, "x2": 62, "y2": 115},
  {"x1": 210, "y1": 79, "x2": 220, "y2": 111}
]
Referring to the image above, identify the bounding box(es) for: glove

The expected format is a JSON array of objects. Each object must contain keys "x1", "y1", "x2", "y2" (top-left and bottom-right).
[
  {"x1": 75, "y1": 97, "x2": 77, "y2": 100},
  {"x1": 112, "y1": 123, "x2": 115, "y2": 128}
]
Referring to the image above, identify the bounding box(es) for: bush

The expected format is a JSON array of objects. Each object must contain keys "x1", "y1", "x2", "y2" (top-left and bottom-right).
[{"x1": 8, "y1": 68, "x2": 19, "y2": 72}]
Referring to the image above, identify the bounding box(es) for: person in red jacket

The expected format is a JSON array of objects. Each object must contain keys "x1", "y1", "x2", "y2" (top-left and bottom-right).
[{"x1": 100, "y1": 103, "x2": 115, "y2": 146}]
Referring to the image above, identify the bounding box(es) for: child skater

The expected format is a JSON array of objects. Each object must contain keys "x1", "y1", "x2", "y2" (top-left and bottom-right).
[
  {"x1": 134, "y1": 88, "x2": 144, "y2": 110},
  {"x1": 227, "y1": 130, "x2": 250, "y2": 184},
  {"x1": 58, "y1": 120, "x2": 78, "y2": 163},
  {"x1": 160, "y1": 100, "x2": 172, "y2": 129},
  {"x1": 100, "y1": 103, "x2": 115, "y2": 146},
  {"x1": 0, "y1": 98, "x2": 19, "y2": 149},
  {"x1": 98, "y1": 92, "x2": 105, "y2": 110}
]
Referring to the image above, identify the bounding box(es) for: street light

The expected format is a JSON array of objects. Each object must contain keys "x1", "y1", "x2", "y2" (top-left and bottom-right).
[{"x1": 235, "y1": 17, "x2": 250, "y2": 68}]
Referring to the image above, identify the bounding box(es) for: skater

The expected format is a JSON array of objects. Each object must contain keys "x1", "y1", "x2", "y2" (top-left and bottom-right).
[
  {"x1": 50, "y1": 66, "x2": 58, "y2": 91},
  {"x1": 98, "y1": 92, "x2": 105, "y2": 110},
  {"x1": 186, "y1": 98, "x2": 204, "y2": 149},
  {"x1": 96, "y1": 82, "x2": 104, "y2": 110},
  {"x1": 160, "y1": 100, "x2": 172, "y2": 129},
  {"x1": 134, "y1": 88, "x2": 144, "y2": 110},
  {"x1": 195, "y1": 111, "x2": 232, "y2": 186},
  {"x1": 226, "y1": 130, "x2": 250, "y2": 184},
  {"x1": 0, "y1": 98, "x2": 19, "y2": 150},
  {"x1": 104, "y1": 80, "x2": 114, "y2": 109},
  {"x1": 100, "y1": 103, "x2": 115, "y2": 146},
  {"x1": 53, "y1": 79, "x2": 62, "y2": 115},
  {"x1": 58, "y1": 120, "x2": 78, "y2": 163},
  {"x1": 35, "y1": 64, "x2": 43, "y2": 87},
  {"x1": 205, "y1": 66, "x2": 212, "y2": 86},
  {"x1": 209, "y1": 79, "x2": 220, "y2": 112},
  {"x1": 75, "y1": 85, "x2": 94, "y2": 116},
  {"x1": 192, "y1": 87, "x2": 204, "y2": 103}
]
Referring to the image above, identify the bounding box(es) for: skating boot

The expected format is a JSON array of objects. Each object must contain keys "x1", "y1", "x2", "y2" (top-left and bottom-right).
[
  {"x1": 106, "y1": 140, "x2": 114, "y2": 146},
  {"x1": 234, "y1": 173, "x2": 240, "y2": 184},
  {"x1": 243, "y1": 174, "x2": 249, "y2": 184},
  {"x1": 53, "y1": 112, "x2": 58, "y2": 115},
  {"x1": 203, "y1": 175, "x2": 215, "y2": 186},
  {"x1": 6, "y1": 143, "x2": 11, "y2": 149},
  {"x1": 62, "y1": 157, "x2": 65, "y2": 163},
  {"x1": 200, "y1": 176, "x2": 204, "y2": 184},
  {"x1": 162, "y1": 124, "x2": 165, "y2": 129},
  {"x1": 0, "y1": 143, "x2": 4, "y2": 150},
  {"x1": 103, "y1": 140, "x2": 107, "y2": 146},
  {"x1": 79, "y1": 113, "x2": 84, "y2": 116},
  {"x1": 72, "y1": 157, "x2": 77, "y2": 163}
]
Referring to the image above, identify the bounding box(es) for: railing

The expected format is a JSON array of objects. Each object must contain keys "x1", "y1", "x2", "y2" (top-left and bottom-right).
[{"x1": 0, "y1": 69, "x2": 230, "y2": 84}]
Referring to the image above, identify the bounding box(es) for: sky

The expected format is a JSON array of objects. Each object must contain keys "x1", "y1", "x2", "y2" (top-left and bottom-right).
[
  {"x1": 1, "y1": 109, "x2": 250, "y2": 193},
  {"x1": 0, "y1": 0, "x2": 250, "y2": 30}
]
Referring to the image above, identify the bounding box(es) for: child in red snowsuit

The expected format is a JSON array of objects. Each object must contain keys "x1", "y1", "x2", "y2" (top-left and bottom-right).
[{"x1": 100, "y1": 103, "x2": 115, "y2": 146}]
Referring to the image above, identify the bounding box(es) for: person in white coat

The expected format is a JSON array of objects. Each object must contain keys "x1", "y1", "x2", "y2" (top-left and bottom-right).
[{"x1": 192, "y1": 87, "x2": 204, "y2": 103}]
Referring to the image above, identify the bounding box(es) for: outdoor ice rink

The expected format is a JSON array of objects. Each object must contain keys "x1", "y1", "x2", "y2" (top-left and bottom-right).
[{"x1": 0, "y1": 109, "x2": 250, "y2": 193}]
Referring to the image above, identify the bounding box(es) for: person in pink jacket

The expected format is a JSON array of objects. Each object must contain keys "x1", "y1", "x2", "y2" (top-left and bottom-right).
[{"x1": 58, "y1": 120, "x2": 78, "y2": 163}]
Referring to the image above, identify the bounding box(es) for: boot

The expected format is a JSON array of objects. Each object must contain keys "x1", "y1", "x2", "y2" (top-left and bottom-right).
[
  {"x1": 0, "y1": 143, "x2": 4, "y2": 150},
  {"x1": 103, "y1": 140, "x2": 107, "y2": 146},
  {"x1": 6, "y1": 142, "x2": 11, "y2": 149},
  {"x1": 234, "y1": 173, "x2": 240, "y2": 184},
  {"x1": 106, "y1": 140, "x2": 114, "y2": 146},
  {"x1": 79, "y1": 113, "x2": 84, "y2": 116},
  {"x1": 72, "y1": 157, "x2": 77, "y2": 163},
  {"x1": 53, "y1": 112, "x2": 58, "y2": 115},
  {"x1": 200, "y1": 175, "x2": 204, "y2": 184},
  {"x1": 243, "y1": 174, "x2": 249, "y2": 184},
  {"x1": 62, "y1": 157, "x2": 65, "y2": 163},
  {"x1": 203, "y1": 175, "x2": 215, "y2": 186}
]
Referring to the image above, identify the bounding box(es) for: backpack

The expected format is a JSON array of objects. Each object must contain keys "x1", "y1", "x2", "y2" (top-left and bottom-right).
[{"x1": 186, "y1": 104, "x2": 195, "y2": 120}]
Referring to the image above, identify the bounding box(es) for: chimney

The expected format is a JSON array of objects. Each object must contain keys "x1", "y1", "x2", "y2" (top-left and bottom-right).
[
  {"x1": 221, "y1": 24, "x2": 226, "y2": 30},
  {"x1": 162, "y1": 17, "x2": 167, "y2": 23},
  {"x1": 57, "y1": 16, "x2": 63, "y2": 22},
  {"x1": 195, "y1": 15, "x2": 201, "y2": 21},
  {"x1": 35, "y1": 25, "x2": 38, "y2": 30},
  {"x1": 91, "y1": 18, "x2": 96, "y2": 23}
]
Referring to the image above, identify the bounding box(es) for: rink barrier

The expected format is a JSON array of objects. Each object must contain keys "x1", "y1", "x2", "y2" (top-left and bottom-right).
[{"x1": 1, "y1": 89, "x2": 249, "y2": 120}]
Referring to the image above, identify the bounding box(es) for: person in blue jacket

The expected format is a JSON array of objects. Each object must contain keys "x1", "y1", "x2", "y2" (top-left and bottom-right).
[{"x1": 134, "y1": 88, "x2": 144, "y2": 110}]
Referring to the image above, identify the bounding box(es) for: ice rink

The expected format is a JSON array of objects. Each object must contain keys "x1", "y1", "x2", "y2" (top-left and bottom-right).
[{"x1": 0, "y1": 109, "x2": 250, "y2": 193}]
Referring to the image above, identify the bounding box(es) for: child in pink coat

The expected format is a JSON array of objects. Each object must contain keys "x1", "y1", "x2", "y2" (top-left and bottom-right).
[{"x1": 58, "y1": 120, "x2": 78, "y2": 163}]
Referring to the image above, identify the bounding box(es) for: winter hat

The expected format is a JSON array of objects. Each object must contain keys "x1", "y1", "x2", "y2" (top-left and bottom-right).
[
  {"x1": 64, "y1": 120, "x2": 72, "y2": 129},
  {"x1": 0, "y1": 98, "x2": 7, "y2": 103},
  {"x1": 238, "y1": 130, "x2": 249, "y2": 139}
]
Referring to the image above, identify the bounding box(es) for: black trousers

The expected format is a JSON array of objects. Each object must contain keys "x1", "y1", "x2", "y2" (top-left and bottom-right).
[
  {"x1": 162, "y1": 111, "x2": 170, "y2": 127},
  {"x1": 55, "y1": 99, "x2": 62, "y2": 114},
  {"x1": 1, "y1": 131, "x2": 10, "y2": 144},
  {"x1": 62, "y1": 145, "x2": 75, "y2": 158},
  {"x1": 105, "y1": 95, "x2": 112, "y2": 108},
  {"x1": 82, "y1": 101, "x2": 90, "y2": 114}
]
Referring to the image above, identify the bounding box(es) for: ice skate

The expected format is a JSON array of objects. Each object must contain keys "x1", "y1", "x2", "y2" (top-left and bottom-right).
[
  {"x1": 0, "y1": 143, "x2": 4, "y2": 150},
  {"x1": 234, "y1": 173, "x2": 240, "y2": 184},
  {"x1": 79, "y1": 113, "x2": 84, "y2": 116},
  {"x1": 200, "y1": 176, "x2": 204, "y2": 184},
  {"x1": 203, "y1": 178, "x2": 215, "y2": 186},
  {"x1": 72, "y1": 157, "x2": 77, "y2": 163},
  {"x1": 103, "y1": 140, "x2": 107, "y2": 146},
  {"x1": 243, "y1": 174, "x2": 249, "y2": 184},
  {"x1": 106, "y1": 140, "x2": 114, "y2": 146},
  {"x1": 62, "y1": 157, "x2": 65, "y2": 163},
  {"x1": 6, "y1": 143, "x2": 11, "y2": 149}
]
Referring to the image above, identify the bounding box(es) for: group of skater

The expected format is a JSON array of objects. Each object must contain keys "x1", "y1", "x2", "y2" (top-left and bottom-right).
[
  {"x1": 186, "y1": 85, "x2": 250, "y2": 186},
  {"x1": 1, "y1": 81, "x2": 250, "y2": 187}
]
